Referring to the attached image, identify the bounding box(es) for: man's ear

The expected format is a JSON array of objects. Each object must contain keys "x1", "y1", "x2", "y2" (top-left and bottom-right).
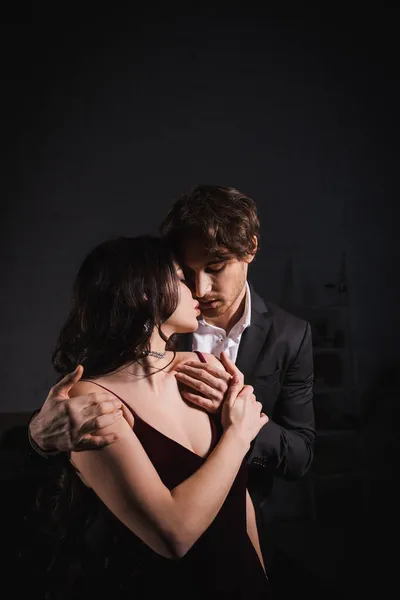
[{"x1": 244, "y1": 235, "x2": 258, "y2": 264}]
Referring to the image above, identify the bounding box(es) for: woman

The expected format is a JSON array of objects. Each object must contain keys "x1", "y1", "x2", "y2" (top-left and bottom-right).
[{"x1": 46, "y1": 235, "x2": 269, "y2": 599}]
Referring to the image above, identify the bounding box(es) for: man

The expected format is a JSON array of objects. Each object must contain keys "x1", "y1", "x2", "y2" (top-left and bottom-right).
[{"x1": 29, "y1": 185, "x2": 314, "y2": 534}]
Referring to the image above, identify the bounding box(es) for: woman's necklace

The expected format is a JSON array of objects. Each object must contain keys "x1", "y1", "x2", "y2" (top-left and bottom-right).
[{"x1": 143, "y1": 350, "x2": 166, "y2": 359}]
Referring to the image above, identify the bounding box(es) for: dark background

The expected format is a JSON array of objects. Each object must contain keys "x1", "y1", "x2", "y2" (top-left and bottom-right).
[{"x1": 0, "y1": 9, "x2": 398, "y2": 598}]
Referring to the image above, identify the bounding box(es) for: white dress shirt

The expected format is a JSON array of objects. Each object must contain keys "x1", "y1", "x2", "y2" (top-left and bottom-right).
[{"x1": 192, "y1": 282, "x2": 252, "y2": 363}]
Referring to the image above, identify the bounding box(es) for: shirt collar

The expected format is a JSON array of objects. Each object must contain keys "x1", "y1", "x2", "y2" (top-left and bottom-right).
[{"x1": 241, "y1": 281, "x2": 252, "y2": 329}]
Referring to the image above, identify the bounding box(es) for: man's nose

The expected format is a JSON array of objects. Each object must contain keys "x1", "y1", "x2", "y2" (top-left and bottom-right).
[{"x1": 195, "y1": 274, "x2": 212, "y2": 298}]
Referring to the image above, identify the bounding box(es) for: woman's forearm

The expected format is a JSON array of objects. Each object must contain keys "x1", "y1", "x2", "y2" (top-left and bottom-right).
[{"x1": 170, "y1": 427, "x2": 249, "y2": 556}]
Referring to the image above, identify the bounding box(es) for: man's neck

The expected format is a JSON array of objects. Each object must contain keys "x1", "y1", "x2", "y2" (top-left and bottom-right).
[{"x1": 204, "y1": 283, "x2": 247, "y2": 334}]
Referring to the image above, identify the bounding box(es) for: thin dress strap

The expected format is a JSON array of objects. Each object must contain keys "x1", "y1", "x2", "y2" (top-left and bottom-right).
[{"x1": 193, "y1": 350, "x2": 207, "y2": 363}]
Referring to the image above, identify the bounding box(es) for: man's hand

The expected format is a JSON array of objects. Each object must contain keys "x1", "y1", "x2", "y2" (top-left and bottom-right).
[
  {"x1": 29, "y1": 365, "x2": 123, "y2": 453},
  {"x1": 174, "y1": 352, "x2": 234, "y2": 413}
]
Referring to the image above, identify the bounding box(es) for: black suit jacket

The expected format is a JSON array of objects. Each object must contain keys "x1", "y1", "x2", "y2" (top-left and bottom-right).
[{"x1": 178, "y1": 283, "x2": 315, "y2": 506}]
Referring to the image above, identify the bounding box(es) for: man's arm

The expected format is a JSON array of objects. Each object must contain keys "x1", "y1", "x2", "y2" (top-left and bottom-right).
[
  {"x1": 28, "y1": 409, "x2": 61, "y2": 458},
  {"x1": 246, "y1": 322, "x2": 315, "y2": 480}
]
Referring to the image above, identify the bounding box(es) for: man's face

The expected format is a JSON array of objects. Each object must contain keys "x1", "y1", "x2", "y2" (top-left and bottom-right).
[{"x1": 181, "y1": 240, "x2": 253, "y2": 320}]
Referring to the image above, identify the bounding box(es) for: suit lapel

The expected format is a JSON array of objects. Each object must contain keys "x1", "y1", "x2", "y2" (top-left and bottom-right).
[{"x1": 236, "y1": 285, "x2": 271, "y2": 381}]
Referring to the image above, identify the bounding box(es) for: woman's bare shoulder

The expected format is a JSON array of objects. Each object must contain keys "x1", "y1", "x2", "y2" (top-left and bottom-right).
[{"x1": 69, "y1": 379, "x2": 102, "y2": 397}]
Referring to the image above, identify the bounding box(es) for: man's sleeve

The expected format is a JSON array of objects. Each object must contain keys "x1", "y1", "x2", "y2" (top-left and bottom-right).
[
  {"x1": 27, "y1": 409, "x2": 61, "y2": 459},
  {"x1": 246, "y1": 322, "x2": 315, "y2": 480}
]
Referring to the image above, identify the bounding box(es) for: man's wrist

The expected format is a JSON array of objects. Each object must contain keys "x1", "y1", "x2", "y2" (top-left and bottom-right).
[{"x1": 28, "y1": 410, "x2": 60, "y2": 457}]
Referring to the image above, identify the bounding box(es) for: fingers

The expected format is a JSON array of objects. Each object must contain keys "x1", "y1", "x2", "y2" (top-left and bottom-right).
[
  {"x1": 175, "y1": 371, "x2": 226, "y2": 402},
  {"x1": 51, "y1": 365, "x2": 84, "y2": 398},
  {"x1": 175, "y1": 366, "x2": 228, "y2": 391},
  {"x1": 259, "y1": 413, "x2": 269, "y2": 429},
  {"x1": 222, "y1": 354, "x2": 246, "y2": 409},
  {"x1": 80, "y1": 395, "x2": 122, "y2": 415},
  {"x1": 224, "y1": 380, "x2": 250, "y2": 409},
  {"x1": 61, "y1": 394, "x2": 123, "y2": 448},
  {"x1": 80, "y1": 409, "x2": 123, "y2": 435},
  {"x1": 236, "y1": 384, "x2": 254, "y2": 399},
  {"x1": 176, "y1": 362, "x2": 232, "y2": 384},
  {"x1": 180, "y1": 390, "x2": 220, "y2": 414},
  {"x1": 220, "y1": 351, "x2": 244, "y2": 385}
]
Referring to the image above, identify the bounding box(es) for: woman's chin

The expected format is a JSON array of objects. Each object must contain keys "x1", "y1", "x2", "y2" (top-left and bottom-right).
[
  {"x1": 176, "y1": 320, "x2": 199, "y2": 334},
  {"x1": 190, "y1": 320, "x2": 200, "y2": 332}
]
